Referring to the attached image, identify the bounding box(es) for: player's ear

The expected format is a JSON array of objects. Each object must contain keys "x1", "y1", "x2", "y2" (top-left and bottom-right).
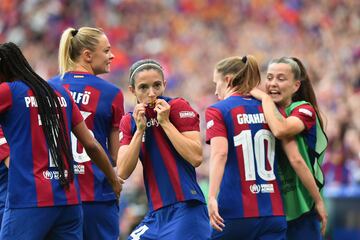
[
  {"x1": 163, "y1": 79, "x2": 167, "y2": 88},
  {"x1": 82, "y1": 49, "x2": 92, "y2": 63},
  {"x1": 224, "y1": 74, "x2": 233, "y2": 87},
  {"x1": 128, "y1": 85, "x2": 135, "y2": 94},
  {"x1": 293, "y1": 79, "x2": 301, "y2": 94}
]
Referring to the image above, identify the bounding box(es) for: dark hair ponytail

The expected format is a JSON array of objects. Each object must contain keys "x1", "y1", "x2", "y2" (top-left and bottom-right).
[
  {"x1": 0, "y1": 42, "x2": 73, "y2": 188},
  {"x1": 290, "y1": 57, "x2": 324, "y2": 130}
]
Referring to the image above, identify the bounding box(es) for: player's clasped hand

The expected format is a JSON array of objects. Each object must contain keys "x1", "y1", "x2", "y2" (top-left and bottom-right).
[
  {"x1": 154, "y1": 99, "x2": 170, "y2": 125},
  {"x1": 112, "y1": 176, "x2": 125, "y2": 200},
  {"x1": 133, "y1": 103, "x2": 147, "y2": 131},
  {"x1": 208, "y1": 197, "x2": 225, "y2": 232}
]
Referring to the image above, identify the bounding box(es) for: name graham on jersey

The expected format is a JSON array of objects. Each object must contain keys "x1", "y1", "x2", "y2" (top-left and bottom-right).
[
  {"x1": 237, "y1": 113, "x2": 266, "y2": 125},
  {"x1": 24, "y1": 96, "x2": 67, "y2": 108},
  {"x1": 70, "y1": 91, "x2": 91, "y2": 105}
]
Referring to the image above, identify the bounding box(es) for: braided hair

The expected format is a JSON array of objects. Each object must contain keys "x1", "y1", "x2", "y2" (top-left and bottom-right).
[{"x1": 0, "y1": 42, "x2": 74, "y2": 188}]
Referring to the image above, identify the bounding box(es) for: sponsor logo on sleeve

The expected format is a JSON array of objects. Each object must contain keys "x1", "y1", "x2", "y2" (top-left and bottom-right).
[
  {"x1": 298, "y1": 108, "x2": 313, "y2": 117},
  {"x1": 0, "y1": 137, "x2": 7, "y2": 145},
  {"x1": 119, "y1": 131, "x2": 123, "y2": 141},
  {"x1": 207, "y1": 120, "x2": 214, "y2": 129},
  {"x1": 179, "y1": 111, "x2": 195, "y2": 118}
]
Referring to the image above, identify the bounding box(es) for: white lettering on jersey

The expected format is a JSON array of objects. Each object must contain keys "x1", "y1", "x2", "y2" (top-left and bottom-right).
[
  {"x1": 250, "y1": 183, "x2": 274, "y2": 194},
  {"x1": 24, "y1": 96, "x2": 38, "y2": 107},
  {"x1": 42, "y1": 170, "x2": 68, "y2": 180},
  {"x1": 74, "y1": 165, "x2": 85, "y2": 174},
  {"x1": 237, "y1": 113, "x2": 266, "y2": 125},
  {"x1": 70, "y1": 91, "x2": 90, "y2": 105},
  {"x1": 146, "y1": 118, "x2": 159, "y2": 128},
  {"x1": 24, "y1": 96, "x2": 67, "y2": 108}
]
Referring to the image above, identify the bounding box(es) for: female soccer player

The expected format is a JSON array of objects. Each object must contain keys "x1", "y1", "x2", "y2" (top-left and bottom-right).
[
  {"x1": 0, "y1": 42, "x2": 122, "y2": 240},
  {"x1": 50, "y1": 27, "x2": 124, "y2": 240},
  {"x1": 250, "y1": 57, "x2": 328, "y2": 239},
  {"x1": 206, "y1": 55, "x2": 287, "y2": 239},
  {"x1": 117, "y1": 59, "x2": 210, "y2": 240}
]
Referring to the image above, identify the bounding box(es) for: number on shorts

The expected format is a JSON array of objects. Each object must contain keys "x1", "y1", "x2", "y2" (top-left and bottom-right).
[
  {"x1": 130, "y1": 225, "x2": 149, "y2": 240},
  {"x1": 233, "y1": 129, "x2": 275, "y2": 181}
]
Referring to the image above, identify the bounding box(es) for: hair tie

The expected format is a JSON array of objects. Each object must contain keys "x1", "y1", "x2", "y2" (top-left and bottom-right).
[
  {"x1": 242, "y1": 56, "x2": 247, "y2": 63},
  {"x1": 71, "y1": 29, "x2": 78, "y2": 37}
]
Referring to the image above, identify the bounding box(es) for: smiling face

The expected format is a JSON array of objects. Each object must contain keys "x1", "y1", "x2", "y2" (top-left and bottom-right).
[
  {"x1": 265, "y1": 63, "x2": 301, "y2": 108},
  {"x1": 129, "y1": 69, "x2": 166, "y2": 105},
  {"x1": 90, "y1": 34, "x2": 114, "y2": 75}
]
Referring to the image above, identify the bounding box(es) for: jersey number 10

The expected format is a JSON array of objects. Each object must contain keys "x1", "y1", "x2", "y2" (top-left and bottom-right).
[{"x1": 233, "y1": 129, "x2": 276, "y2": 181}]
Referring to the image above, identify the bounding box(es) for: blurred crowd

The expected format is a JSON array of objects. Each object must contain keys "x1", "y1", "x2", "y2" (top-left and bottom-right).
[{"x1": 1, "y1": 0, "x2": 359, "y2": 238}]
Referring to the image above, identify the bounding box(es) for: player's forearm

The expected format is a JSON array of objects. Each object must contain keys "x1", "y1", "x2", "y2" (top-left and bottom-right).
[
  {"x1": 209, "y1": 152, "x2": 227, "y2": 199},
  {"x1": 108, "y1": 128, "x2": 120, "y2": 166},
  {"x1": 117, "y1": 130, "x2": 143, "y2": 179},
  {"x1": 291, "y1": 159, "x2": 322, "y2": 203},
  {"x1": 161, "y1": 121, "x2": 202, "y2": 167},
  {"x1": 282, "y1": 139, "x2": 322, "y2": 203}
]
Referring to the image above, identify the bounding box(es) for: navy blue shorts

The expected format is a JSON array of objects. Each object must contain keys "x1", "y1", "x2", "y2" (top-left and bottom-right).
[
  {"x1": 211, "y1": 216, "x2": 287, "y2": 240},
  {"x1": 287, "y1": 211, "x2": 321, "y2": 240},
  {"x1": 128, "y1": 200, "x2": 210, "y2": 240},
  {"x1": 0, "y1": 204, "x2": 83, "y2": 240},
  {"x1": 83, "y1": 200, "x2": 119, "y2": 240}
]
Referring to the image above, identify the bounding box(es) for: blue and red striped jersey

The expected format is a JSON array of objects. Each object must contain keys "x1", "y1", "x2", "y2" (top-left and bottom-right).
[
  {"x1": 50, "y1": 72, "x2": 124, "y2": 202},
  {"x1": 0, "y1": 81, "x2": 83, "y2": 208},
  {"x1": 290, "y1": 104, "x2": 316, "y2": 146},
  {"x1": 205, "y1": 94, "x2": 284, "y2": 219},
  {"x1": 0, "y1": 126, "x2": 9, "y2": 218},
  {"x1": 119, "y1": 96, "x2": 205, "y2": 211},
  {"x1": 0, "y1": 127, "x2": 9, "y2": 162}
]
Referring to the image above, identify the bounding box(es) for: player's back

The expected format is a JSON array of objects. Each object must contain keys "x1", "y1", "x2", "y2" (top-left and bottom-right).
[
  {"x1": 206, "y1": 94, "x2": 284, "y2": 219},
  {"x1": 50, "y1": 72, "x2": 124, "y2": 202},
  {"x1": 0, "y1": 81, "x2": 81, "y2": 208}
]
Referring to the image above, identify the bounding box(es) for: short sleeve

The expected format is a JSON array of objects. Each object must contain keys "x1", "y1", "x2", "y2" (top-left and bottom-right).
[
  {"x1": 111, "y1": 91, "x2": 125, "y2": 129},
  {"x1": 205, "y1": 107, "x2": 227, "y2": 144},
  {"x1": 169, "y1": 98, "x2": 200, "y2": 132},
  {"x1": 290, "y1": 104, "x2": 316, "y2": 131},
  {"x1": 119, "y1": 113, "x2": 134, "y2": 145},
  {"x1": 0, "y1": 83, "x2": 12, "y2": 114},
  {"x1": 0, "y1": 128, "x2": 10, "y2": 161}
]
